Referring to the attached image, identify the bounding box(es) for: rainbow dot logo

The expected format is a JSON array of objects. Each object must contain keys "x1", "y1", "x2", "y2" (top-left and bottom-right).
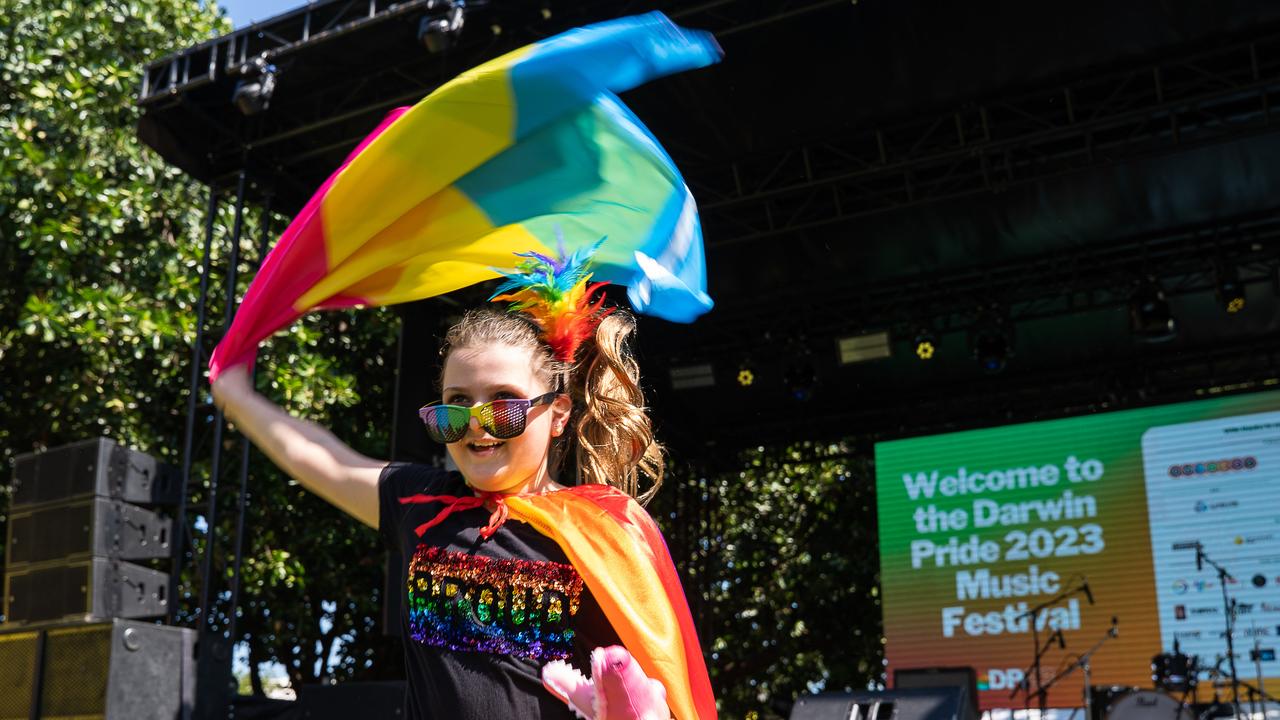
[{"x1": 1169, "y1": 456, "x2": 1256, "y2": 477}]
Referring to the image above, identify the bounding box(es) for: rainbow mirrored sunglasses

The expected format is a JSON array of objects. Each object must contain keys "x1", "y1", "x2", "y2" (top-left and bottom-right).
[{"x1": 417, "y1": 393, "x2": 559, "y2": 444}]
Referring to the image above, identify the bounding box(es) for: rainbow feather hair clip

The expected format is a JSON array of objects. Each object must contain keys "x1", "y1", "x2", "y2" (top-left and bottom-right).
[{"x1": 490, "y1": 238, "x2": 614, "y2": 362}]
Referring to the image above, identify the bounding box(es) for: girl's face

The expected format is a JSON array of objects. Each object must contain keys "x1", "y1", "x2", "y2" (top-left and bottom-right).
[{"x1": 440, "y1": 342, "x2": 572, "y2": 494}]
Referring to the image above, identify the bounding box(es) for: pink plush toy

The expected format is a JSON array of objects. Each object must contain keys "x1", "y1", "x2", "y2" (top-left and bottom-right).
[{"x1": 542, "y1": 646, "x2": 670, "y2": 720}]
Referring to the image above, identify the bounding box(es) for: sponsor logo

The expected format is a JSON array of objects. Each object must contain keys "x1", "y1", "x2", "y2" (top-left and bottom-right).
[
  {"x1": 1235, "y1": 534, "x2": 1276, "y2": 546},
  {"x1": 1253, "y1": 574, "x2": 1268, "y2": 588},
  {"x1": 1195, "y1": 499, "x2": 1240, "y2": 513},
  {"x1": 1236, "y1": 603, "x2": 1256, "y2": 615},
  {"x1": 1191, "y1": 606, "x2": 1219, "y2": 616},
  {"x1": 1169, "y1": 456, "x2": 1257, "y2": 477},
  {"x1": 978, "y1": 668, "x2": 1026, "y2": 691},
  {"x1": 1260, "y1": 602, "x2": 1280, "y2": 612},
  {"x1": 1175, "y1": 605, "x2": 1187, "y2": 620},
  {"x1": 1172, "y1": 579, "x2": 1216, "y2": 593},
  {"x1": 1173, "y1": 630, "x2": 1203, "y2": 640}
]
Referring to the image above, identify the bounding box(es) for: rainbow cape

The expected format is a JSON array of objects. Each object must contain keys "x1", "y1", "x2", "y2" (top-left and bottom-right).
[
  {"x1": 507, "y1": 485, "x2": 716, "y2": 720},
  {"x1": 208, "y1": 12, "x2": 721, "y2": 380}
]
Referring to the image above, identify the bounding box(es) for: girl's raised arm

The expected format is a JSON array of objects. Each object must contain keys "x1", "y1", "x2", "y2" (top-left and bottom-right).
[{"x1": 211, "y1": 365, "x2": 385, "y2": 528}]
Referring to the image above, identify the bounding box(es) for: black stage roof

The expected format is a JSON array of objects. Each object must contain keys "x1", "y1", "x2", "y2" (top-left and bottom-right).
[{"x1": 139, "y1": 0, "x2": 1280, "y2": 452}]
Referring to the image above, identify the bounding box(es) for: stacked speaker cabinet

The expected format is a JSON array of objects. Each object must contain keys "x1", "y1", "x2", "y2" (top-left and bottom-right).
[
  {"x1": 0, "y1": 619, "x2": 195, "y2": 720},
  {"x1": 4, "y1": 438, "x2": 178, "y2": 625}
]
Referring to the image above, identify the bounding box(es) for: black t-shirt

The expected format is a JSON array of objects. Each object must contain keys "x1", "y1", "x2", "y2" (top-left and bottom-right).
[{"x1": 379, "y1": 462, "x2": 621, "y2": 719}]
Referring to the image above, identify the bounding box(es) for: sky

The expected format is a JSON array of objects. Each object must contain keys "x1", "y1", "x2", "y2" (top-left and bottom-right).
[{"x1": 215, "y1": 0, "x2": 310, "y2": 28}]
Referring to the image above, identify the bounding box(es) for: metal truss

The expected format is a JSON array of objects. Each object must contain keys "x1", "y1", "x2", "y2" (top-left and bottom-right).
[
  {"x1": 136, "y1": 0, "x2": 856, "y2": 192},
  {"x1": 693, "y1": 30, "x2": 1280, "y2": 247},
  {"x1": 136, "y1": 0, "x2": 843, "y2": 106},
  {"x1": 709, "y1": 332, "x2": 1280, "y2": 449},
  {"x1": 138, "y1": 0, "x2": 441, "y2": 106},
  {"x1": 666, "y1": 208, "x2": 1280, "y2": 354},
  {"x1": 662, "y1": 0, "x2": 849, "y2": 38}
]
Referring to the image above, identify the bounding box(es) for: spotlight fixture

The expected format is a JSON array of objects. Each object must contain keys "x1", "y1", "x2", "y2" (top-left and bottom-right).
[
  {"x1": 669, "y1": 363, "x2": 714, "y2": 390},
  {"x1": 418, "y1": 0, "x2": 466, "y2": 54},
  {"x1": 1216, "y1": 264, "x2": 1246, "y2": 314},
  {"x1": 1129, "y1": 277, "x2": 1177, "y2": 342},
  {"x1": 736, "y1": 363, "x2": 756, "y2": 388},
  {"x1": 836, "y1": 331, "x2": 891, "y2": 365},
  {"x1": 968, "y1": 309, "x2": 1013, "y2": 375},
  {"x1": 231, "y1": 56, "x2": 277, "y2": 116},
  {"x1": 912, "y1": 326, "x2": 938, "y2": 360}
]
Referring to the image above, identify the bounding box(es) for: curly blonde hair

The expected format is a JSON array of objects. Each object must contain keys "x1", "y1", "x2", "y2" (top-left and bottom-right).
[{"x1": 440, "y1": 307, "x2": 665, "y2": 503}]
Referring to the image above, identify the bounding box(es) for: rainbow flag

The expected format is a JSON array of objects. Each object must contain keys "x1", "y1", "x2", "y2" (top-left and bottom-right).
[
  {"x1": 209, "y1": 12, "x2": 721, "y2": 380},
  {"x1": 509, "y1": 485, "x2": 717, "y2": 720}
]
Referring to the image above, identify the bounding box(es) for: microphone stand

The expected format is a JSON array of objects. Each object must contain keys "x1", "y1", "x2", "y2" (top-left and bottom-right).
[
  {"x1": 1049, "y1": 619, "x2": 1118, "y2": 720},
  {"x1": 1010, "y1": 582, "x2": 1092, "y2": 714},
  {"x1": 1195, "y1": 543, "x2": 1242, "y2": 718},
  {"x1": 1018, "y1": 629, "x2": 1066, "y2": 714}
]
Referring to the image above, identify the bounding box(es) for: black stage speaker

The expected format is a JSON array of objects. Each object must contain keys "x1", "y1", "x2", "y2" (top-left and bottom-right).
[
  {"x1": 4, "y1": 559, "x2": 169, "y2": 625},
  {"x1": 0, "y1": 619, "x2": 195, "y2": 720},
  {"x1": 10, "y1": 438, "x2": 179, "y2": 507},
  {"x1": 790, "y1": 688, "x2": 969, "y2": 720},
  {"x1": 894, "y1": 667, "x2": 979, "y2": 720},
  {"x1": 7, "y1": 498, "x2": 172, "y2": 566},
  {"x1": 5, "y1": 439, "x2": 175, "y2": 626}
]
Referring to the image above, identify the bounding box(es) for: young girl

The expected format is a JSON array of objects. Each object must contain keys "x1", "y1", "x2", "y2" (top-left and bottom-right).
[{"x1": 212, "y1": 283, "x2": 715, "y2": 719}]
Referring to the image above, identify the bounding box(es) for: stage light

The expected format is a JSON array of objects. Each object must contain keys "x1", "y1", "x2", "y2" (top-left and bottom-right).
[
  {"x1": 669, "y1": 363, "x2": 714, "y2": 390},
  {"x1": 736, "y1": 365, "x2": 755, "y2": 387},
  {"x1": 1129, "y1": 277, "x2": 1177, "y2": 342},
  {"x1": 912, "y1": 327, "x2": 938, "y2": 360},
  {"x1": 836, "y1": 331, "x2": 890, "y2": 365},
  {"x1": 969, "y1": 310, "x2": 1013, "y2": 375},
  {"x1": 418, "y1": 0, "x2": 466, "y2": 54},
  {"x1": 1216, "y1": 265, "x2": 1246, "y2": 314},
  {"x1": 231, "y1": 56, "x2": 277, "y2": 116}
]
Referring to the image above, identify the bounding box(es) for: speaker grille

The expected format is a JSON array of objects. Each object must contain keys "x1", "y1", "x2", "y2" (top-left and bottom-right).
[
  {"x1": 0, "y1": 631, "x2": 38, "y2": 720},
  {"x1": 8, "y1": 502, "x2": 94, "y2": 566},
  {"x1": 12, "y1": 439, "x2": 102, "y2": 508},
  {"x1": 6, "y1": 563, "x2": 90, "y2": 623},
  {"x1": 41, "y1": 625, "x2": 111, "y2": 718}
]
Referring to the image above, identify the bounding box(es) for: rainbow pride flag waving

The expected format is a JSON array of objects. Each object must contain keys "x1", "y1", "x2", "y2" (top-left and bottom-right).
[{"x1": 208, "y1": 12, "x2": 721, "y2": 380}]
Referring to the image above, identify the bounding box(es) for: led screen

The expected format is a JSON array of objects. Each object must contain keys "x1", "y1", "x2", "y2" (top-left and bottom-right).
[{"x1": 875, "y1": 391, "x2": 1280, "y2": 709}]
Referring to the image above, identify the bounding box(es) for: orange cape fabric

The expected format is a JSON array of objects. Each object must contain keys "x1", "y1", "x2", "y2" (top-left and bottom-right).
[{"x1": 506, "y1": 485, "x2": 717, "y2": 720}]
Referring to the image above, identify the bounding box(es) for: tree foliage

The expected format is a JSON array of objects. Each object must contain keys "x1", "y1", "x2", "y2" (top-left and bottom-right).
[
  {"x1": 0, "y1": 0, "x2": 402, "y2": 692},
  {"x1": 666, "y1": 441, "x2": 885, "y2": 719},
  {"x1": 0, "y1": 1, "x2": 886, "y2": 713}
]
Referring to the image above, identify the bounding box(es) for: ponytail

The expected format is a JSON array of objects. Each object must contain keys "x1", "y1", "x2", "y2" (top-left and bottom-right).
[{"x1": 564, "y1": 310, "x2": 665, "y2": 503}]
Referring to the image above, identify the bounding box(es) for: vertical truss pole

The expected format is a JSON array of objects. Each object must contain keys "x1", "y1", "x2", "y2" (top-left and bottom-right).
[
  {"x1": 170, "y1": 186, "x2": 220, "y2": 625},
  {"x1": 199, "y1": 168, "x2": 248, "y2": 630},
  {"x1": 226, "y1": 192, "x2": 273, "y2": 650},
  {"x1": 194, "y1": 169, "x2": 248, "y2": 720}
]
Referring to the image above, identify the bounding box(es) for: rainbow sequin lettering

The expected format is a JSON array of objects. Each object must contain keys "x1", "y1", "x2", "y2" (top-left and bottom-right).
[{"x1": 405, "y1": 545, "x2": 584, "y2": 661}]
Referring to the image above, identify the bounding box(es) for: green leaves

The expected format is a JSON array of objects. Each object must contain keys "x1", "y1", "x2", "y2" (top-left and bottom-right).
[
  {"x1": 663, "y1": 441, "x2": 885, "y2": 718},
  {"x1": 0, "y1": 0, "x2": 401, "y2": 695}
]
